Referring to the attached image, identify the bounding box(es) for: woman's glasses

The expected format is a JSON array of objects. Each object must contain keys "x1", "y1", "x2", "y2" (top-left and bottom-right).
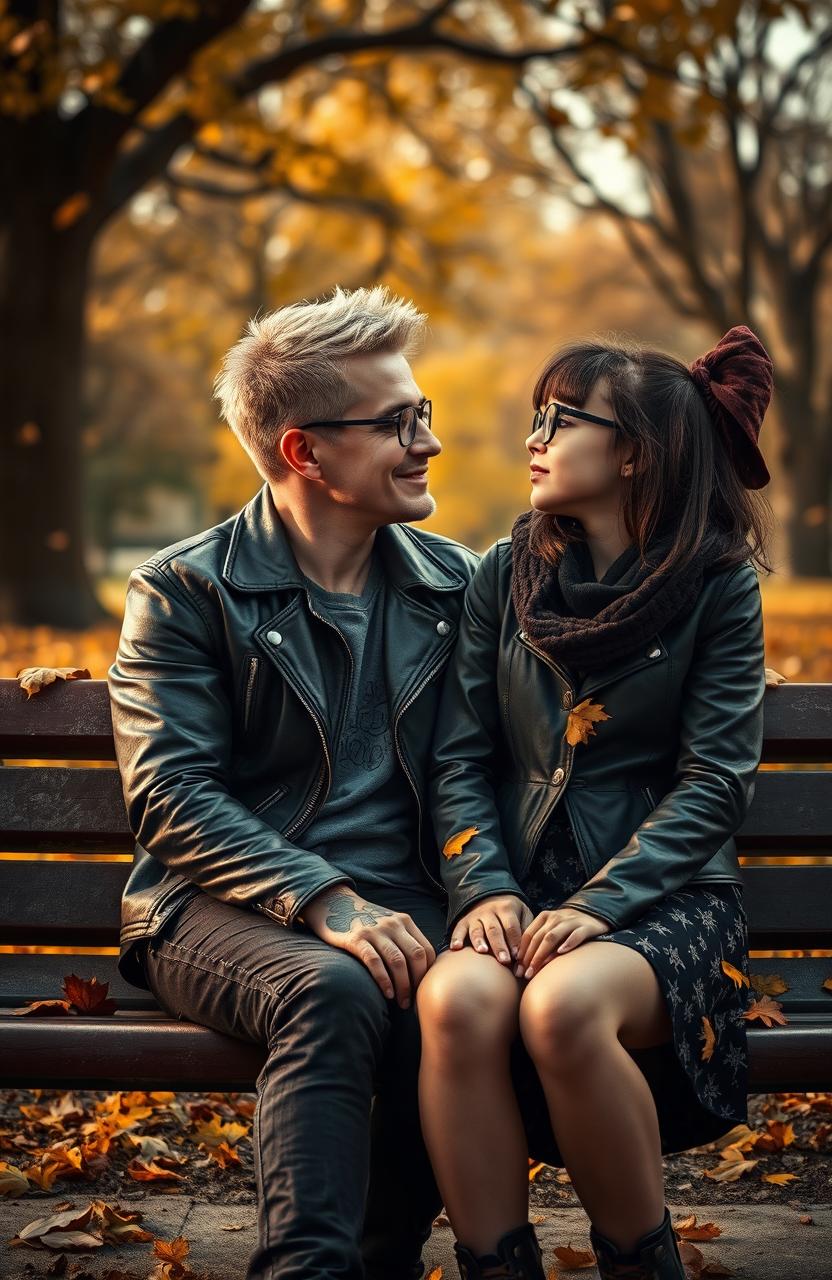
[
  {"x1": 531, "y1": 400, "x2": 617, "y2": 445},
  {"x1": 297, "y1": 398, "x2": 432, "y2": 449}
]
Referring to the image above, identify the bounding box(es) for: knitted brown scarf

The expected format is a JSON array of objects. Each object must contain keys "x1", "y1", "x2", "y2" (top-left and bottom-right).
[{"x1": 510, "y1": 510, "x2": 734, "y2": 672}]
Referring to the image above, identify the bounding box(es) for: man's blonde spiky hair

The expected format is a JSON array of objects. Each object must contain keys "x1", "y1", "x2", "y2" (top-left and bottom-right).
[{"x1": 214, "y1": 284, "x2": 428, "y2": 479}]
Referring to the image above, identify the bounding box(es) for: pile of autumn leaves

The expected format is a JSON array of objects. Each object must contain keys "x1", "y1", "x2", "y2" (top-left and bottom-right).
[{"x1": 0, "y1": 1087, "x2": 252, "y2": 1277}]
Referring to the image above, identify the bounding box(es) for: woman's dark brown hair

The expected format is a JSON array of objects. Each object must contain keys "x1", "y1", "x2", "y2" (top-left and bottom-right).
[{"x1": 528, "y1": 334, "x2": 775, "y2": 577}]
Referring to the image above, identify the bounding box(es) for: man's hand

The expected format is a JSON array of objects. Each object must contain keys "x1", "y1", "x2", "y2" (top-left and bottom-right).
[
  {"x1": 448, "y1": 894, "x2": 534, "y2": 966},
  {"x1": 300, "y1": 886, "x2": 436, "y2": 1009},
  {"x1": 515, "y1": 906, "x2": 612, "y2": 978}
]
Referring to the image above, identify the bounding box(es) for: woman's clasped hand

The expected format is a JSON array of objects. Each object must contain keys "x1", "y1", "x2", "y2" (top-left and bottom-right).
[{"x1": 448, "y1": 892, "x2": 613, "y2": 977}]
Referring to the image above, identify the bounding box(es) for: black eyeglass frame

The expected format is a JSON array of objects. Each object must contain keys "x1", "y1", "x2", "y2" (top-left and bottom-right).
[
  {"x1": 531, "y1": 400, "x2": 618, "y2": 445},
  {"x1": 296, "y1": 398, "x2": 432, "y2": 449}
]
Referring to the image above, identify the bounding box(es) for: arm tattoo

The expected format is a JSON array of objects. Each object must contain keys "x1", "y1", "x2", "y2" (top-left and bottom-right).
[{"x1": 325, "y1": 895, "x2": 395, "y2": 934}]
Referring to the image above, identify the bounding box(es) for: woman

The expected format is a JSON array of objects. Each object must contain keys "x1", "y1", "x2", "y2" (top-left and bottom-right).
[{"x1": 416, "y1": 325, "x2": 774, "y2": 1280}]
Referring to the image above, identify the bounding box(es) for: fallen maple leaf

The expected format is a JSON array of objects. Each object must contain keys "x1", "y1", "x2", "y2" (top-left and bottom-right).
[
  {"x1": 195, "y1": 1139, "x2": 241, "y2": 1168},
  {"x1": 442, "y1": 826, "x2": 480, "y2": 858},
  {"x1": 16, "y1": 665, "x2": 91, "y2": 698},
  {"x1": 153, "y1": 1236, "x2": 190, "y2": 1263},
  {"x1": 678, "y1": 1237, "x2": 734, "y2": 1275},
  {"x1": 673, "y1": 1213, "x2": 721, "y2": 1241},
  {"x1": 0, "y1": 1160, "x2": 31, "y2": 1198},
  {"x1": 126, "y1": 1157, "x2": 186, "y2": 1183},
  {"x1": 96, "y1": 1202, "x2": 154, "y2": 1243},
  {"x1": 703, "y1": 1145, "x2": 759, "y2": 1182},
  {"x1": 742, "y1": 994, "x2": 788, "y2": 1027},
  {"x1": 720, "y1": 959, "x2": 749, "y2": 989},
  {"x1": 751, "y1": 972, "x2": 790, "y2": 997},
  {"x1": 62, "y1": 974, "x2": 118, "y2": 1016},
  {"x1": 192, "y1": 1113, "x2": 250, "y2": 1150},
  {"x1": 13, "y1": 999, "x2": 74, "y2": 1017},
  {"x1": 764, "y1": 667, "x2": 787, "y2": 686},
  {"x1": 565, "y1": 698, "x2": 611, "y2": 746},
  {"x1": 553, "y1": 1241, "x2": 596, "y2": 1268},
  {"x1": 822, "y1": 977, "x2": 832, "y2": 993},
  {"x1": 761, "y1": 1171, "x2": 798, "y2": 1184},
  {"x1": 9, "y1": 1209, "x2": 102, "y2": 1251},
  {"x1": 755, "y1": 1120, "x2": 795, "y2": 1151},
  {"x1": 23, "y1": 1160, "x2": 63, "y2": 1192},
  {"x1": 122, "y1": 1132, "x2": 180, "y2": 1161}
]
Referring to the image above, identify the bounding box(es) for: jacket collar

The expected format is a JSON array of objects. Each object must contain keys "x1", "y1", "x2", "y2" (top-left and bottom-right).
[{"x1": 222, "y1": 483, "x2": 465, "y2": 595}]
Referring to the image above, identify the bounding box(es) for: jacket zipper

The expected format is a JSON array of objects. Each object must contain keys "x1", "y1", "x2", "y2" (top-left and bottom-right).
[
  {"x1": 281, "y1": 598, "x2": 353, "y2": 842},
  {"x1": 516, "y1": 632, "x2": 590, "y2": 880},
  {"x1": 393, "y1": 654, "x2": 449, "y2": 894},
  {"x1": 243, "y1": 655, "x2": 260, "y2": 734}
]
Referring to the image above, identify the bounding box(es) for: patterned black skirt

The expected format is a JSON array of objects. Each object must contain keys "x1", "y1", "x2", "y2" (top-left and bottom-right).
[{"x1": 443, "y1": 806, "x2": 755, "y2": 1163}]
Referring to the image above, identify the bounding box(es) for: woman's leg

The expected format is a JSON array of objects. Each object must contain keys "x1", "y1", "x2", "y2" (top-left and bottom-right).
[
  {"x1": 416, "y1": 947, "x2": 527, "y2": 1256},
  {"x1": 518, "y1": 940, "x2": 673, "y2": 1254}
]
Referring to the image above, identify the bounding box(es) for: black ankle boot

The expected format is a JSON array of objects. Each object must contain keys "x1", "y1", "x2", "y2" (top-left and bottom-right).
[
  {"x1": 453, "y1": 1221, "x2": 546, "y2": 1280},
  {"x1": 589, "y1": 1205, "x2": 686, "y2": 1279}
]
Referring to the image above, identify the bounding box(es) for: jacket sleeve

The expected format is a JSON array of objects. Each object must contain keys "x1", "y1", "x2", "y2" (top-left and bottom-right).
[
  {"x1": 559, "y1": 561, "x2": 766, "y2": 931},
  {"x1": 428, "y1": 542, "x2": 533, "y2": 931},
  {"x1": 107, "y1": 562, "x2": 355, "y2": 927}
]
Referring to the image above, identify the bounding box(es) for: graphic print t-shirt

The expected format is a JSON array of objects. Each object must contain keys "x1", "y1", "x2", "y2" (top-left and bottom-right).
[{"x1": 297, "y1": 551, "x2": 428, "y2": 893}]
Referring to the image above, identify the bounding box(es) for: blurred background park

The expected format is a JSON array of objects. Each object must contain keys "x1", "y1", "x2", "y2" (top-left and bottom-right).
[{"x1": 1, "y1": 0, "x2": 831, "y2": 680}]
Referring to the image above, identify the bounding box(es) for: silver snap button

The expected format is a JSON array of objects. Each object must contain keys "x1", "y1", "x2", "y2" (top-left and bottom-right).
[
  {"x1": 553, "y1": 767, "x2": 565, "y2": 786},
  {"x1": 436, "y1": 620, "x2": 450, "y2": 636},
  {"x1": 267, "y1": 630, "x2": 283, "y2": 646},
  {"x1": 647, "y1": 645, "x2": 661, "y2": 658}
]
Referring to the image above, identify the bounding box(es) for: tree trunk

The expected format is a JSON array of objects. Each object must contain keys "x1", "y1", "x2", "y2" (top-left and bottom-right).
[
  {"x1": 776, "y1": 381, "x2": 831, "y2": 578},
  {"x1": 0, "y1": 209, "x2": 110, "y2": 628}
]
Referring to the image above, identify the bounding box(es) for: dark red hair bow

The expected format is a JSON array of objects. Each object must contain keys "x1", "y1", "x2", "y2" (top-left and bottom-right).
[{"x1": 689, "y1": 324, "x2": 774, "y2": 489}]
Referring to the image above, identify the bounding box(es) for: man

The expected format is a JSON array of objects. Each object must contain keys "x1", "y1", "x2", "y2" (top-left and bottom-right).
[{"x1": 107, "y1": 285, "x2": 479, "y2": 1280}]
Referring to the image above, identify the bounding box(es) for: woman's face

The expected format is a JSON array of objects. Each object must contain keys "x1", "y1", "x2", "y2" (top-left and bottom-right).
[{"x1": 525, "y1": 376, "x2": 631, "y2": 517}]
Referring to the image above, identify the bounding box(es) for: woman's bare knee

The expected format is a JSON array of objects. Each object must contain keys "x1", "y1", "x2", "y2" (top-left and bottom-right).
[{"x1": 417, "y1": 948, "x2": 521, "y2": 1058}]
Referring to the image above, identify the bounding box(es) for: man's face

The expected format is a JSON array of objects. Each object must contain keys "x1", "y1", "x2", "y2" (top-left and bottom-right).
[{"x1": 291, "y1": 350, "x2": 442, "y2": 525}]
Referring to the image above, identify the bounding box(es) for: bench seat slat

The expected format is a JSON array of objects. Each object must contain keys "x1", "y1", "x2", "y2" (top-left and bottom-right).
[
  {"x1": 0, "y1": 1010, "x2": 826, "y2": 1091},
  {"x1": 0, "y1": 1012, "x2": 266, "y2": 1089}
]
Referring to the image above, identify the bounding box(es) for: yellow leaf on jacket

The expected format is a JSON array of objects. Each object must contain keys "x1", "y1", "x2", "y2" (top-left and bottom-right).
[
  {"x1": 721, "y1": 959, "x2": 750, "y2": 989},
  {"x1": 565, "y1": 698, "x2": 611, "y2": 746},
  {"x1": 442, "y1": 826, "x2": 480, "y2": 859},
  {"x1": 700, "y1": 1015, "x2": 716, "y2": 1062}
]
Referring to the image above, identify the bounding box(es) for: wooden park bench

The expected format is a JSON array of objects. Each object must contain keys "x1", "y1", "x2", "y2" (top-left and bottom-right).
[{"x1": 1, "y1": 677, "x2": 830, "y2": 1092}]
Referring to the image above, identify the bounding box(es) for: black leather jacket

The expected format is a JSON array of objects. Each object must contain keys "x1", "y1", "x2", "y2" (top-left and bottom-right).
[
  {"x1": 428, "y1": 537, "x2": 766, "y2": 935},
  {"x1": 108, "y1": 484, "x2": 479, "y2": 988}
]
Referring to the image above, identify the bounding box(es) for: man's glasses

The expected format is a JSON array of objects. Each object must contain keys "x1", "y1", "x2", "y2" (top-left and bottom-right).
[
  {"x1": 296, "y1": 398, "x2": 432, "y2": 449},
  {"x1": 531, "y1": 400, "x2": 617, "y2": 445}
]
